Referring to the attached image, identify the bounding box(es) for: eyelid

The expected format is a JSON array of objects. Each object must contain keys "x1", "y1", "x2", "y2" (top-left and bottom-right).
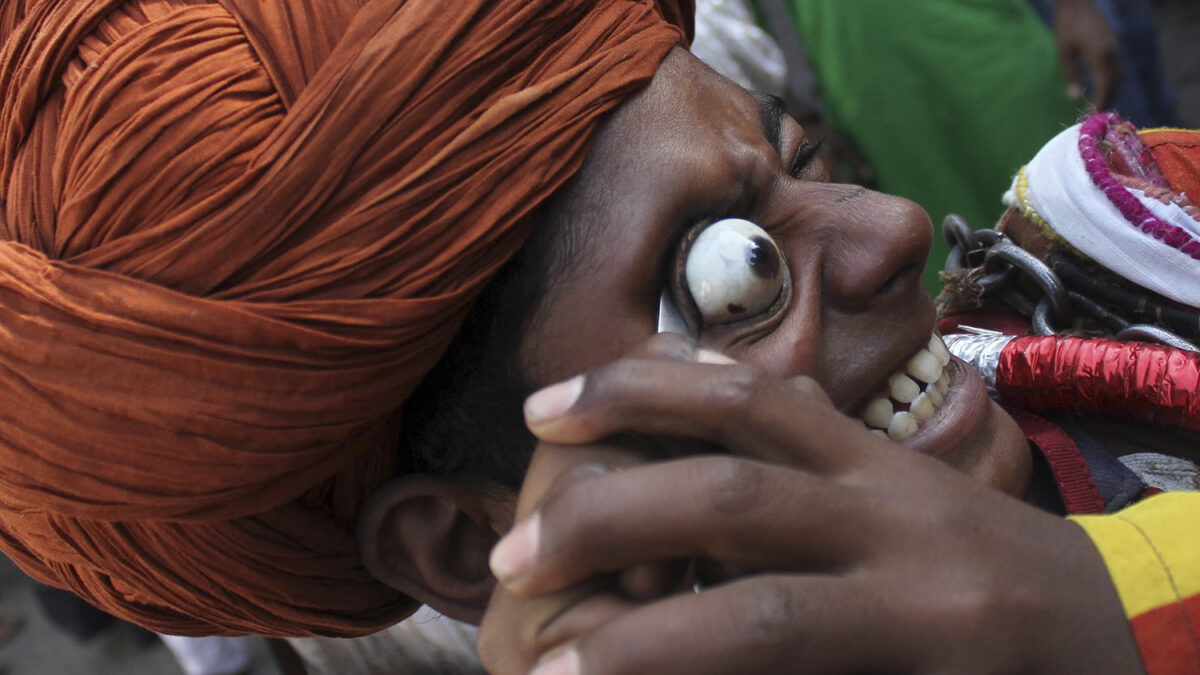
[
  {"x1": 663, "y1": 219, "x2": 792, "y2": 339},
  {"x1": 789, "y1": 137, "x2": 826, "y2": 179},
  {"x1": 663, "y1": 221, "x2": 709, "y2": 336}
]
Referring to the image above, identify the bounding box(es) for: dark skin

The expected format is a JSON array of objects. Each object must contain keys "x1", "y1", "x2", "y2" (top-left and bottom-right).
[
  {"x1": 481, "y1": 338, "x2": 1144, "y2": 675},
  {"x1": 474, "y1": 48, "x2": 1144, "y2": 674},
  {"x1": 516, "y1": 47, "x2": 1029, "y2": 493},
  {"x1": 1054, "y1": 0, "x2": 1121, "y2": 110}
]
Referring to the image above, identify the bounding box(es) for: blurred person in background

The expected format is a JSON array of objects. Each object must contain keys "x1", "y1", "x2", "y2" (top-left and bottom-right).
[{"x1": 770, "y1": 0, "x2": 1180, "y2": 292}]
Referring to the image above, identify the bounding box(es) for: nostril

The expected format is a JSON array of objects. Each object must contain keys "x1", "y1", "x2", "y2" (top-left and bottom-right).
[
  {"x1": 825, "y1": 258, "x2": 921, "y2": 312},
  {"x1": 815, "y1": 188, "x2": 933, "y2": 310},
  {"x1": 876, "y1": 261, "x2": 922, "y2": 299}
]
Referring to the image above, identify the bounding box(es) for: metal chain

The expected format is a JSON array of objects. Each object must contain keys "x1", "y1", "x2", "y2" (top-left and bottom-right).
[{"x1": 941, "y1": 215, "x2": 1200, "y2": 352}]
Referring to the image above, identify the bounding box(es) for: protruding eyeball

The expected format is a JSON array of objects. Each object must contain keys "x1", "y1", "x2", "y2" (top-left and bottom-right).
[{"x1": 684, "y1": 218, "x2": 784, "y2": 325}]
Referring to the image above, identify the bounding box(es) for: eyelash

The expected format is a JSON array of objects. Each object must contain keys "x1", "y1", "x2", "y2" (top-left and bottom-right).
[{"x1": 789, "y1": 137, "x2": 826, "y2": 178}]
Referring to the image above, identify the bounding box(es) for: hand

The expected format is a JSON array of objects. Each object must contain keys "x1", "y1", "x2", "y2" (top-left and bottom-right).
[
  {"x1": 480, "y1": 335, "x2": 724, "y2": 674},
  {"x1": 478, "y1": 334, "x2": 1144, "y2": 674},
  {"x1": 1053, "y1": 0, "x2": 1121, "y2": 110}
]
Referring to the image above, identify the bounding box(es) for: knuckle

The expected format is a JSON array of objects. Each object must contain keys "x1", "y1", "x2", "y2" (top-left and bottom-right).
[
  {"x1": 593, "y1": 357, "x2": 647, "y2": 392},
  {"x1": 553, "y1": 461, "x2": 614, "y2": 491},
  {"x1": 786, "y1": 374, "x2": 829, "y2": 403},
  {"x1": 538, "y1": 473, "x2": 607, "y2": 545},
  {"x1": 702, "y1": 363, "x2": 770, "y2": 412},
  {"x1": 586, "y1": 359, "x2": 657, "y2": 413},
  {"x1": 919, "y1": 582, "x2": 999, "y2": 647},
  {"x1": 905, "y1": 562, "x2": 1029, "y2": 648},
  {"x1": 477, "y1": 617, "x2": 529, "y2": 672},
  {"x1": 699, "y1": 455, "x2": 770, "y2": 518},
  {"x1": 733, "y1": 578, "x2": 801, "y2": 647},
  {"x1": 645, "y1": 331, "x2": 698, "y2": 361}
]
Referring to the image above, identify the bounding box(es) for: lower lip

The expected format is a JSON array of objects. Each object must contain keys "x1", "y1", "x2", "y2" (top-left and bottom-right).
[{"x1": 901, "y1": 357, "x2": 990, "y2": 459}]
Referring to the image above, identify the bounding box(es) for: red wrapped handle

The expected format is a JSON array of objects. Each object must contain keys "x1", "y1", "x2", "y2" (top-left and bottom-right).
[{"x1": 997, "y1": 336, "x2": 1200, "y2": 433}]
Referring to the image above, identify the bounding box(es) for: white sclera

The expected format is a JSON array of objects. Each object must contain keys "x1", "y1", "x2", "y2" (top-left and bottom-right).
[{"x1": 684, "y1": 218, "x2": 784, "y2": 325}]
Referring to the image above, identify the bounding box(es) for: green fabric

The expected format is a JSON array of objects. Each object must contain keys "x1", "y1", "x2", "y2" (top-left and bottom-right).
[{"x1": 785, "y1": 0, "x2": 1087, "y2": 292}]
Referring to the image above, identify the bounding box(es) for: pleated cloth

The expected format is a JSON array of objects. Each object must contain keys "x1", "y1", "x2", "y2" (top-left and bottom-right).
[{"x1": 0, "y1": 0, "x2": 689, "y2": 636}]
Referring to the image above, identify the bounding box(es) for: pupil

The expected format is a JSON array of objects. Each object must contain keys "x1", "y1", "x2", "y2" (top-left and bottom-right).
[{"x1": 747, "y1": 236, "x2": 780, "y2": 280}]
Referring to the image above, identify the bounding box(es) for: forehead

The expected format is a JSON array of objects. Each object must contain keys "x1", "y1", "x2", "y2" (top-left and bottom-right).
[
  {"x1": 581, "y1": 48, "x2": 771, "y2": 196},
  {"x1": 517, "y1": 48, "x2": 778, "y2": 385}
]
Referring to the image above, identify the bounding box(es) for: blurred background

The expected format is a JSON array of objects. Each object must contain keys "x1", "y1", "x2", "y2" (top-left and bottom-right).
[{"x1": 1157, "y1": 0, "x2": 1199, "y2": 123}]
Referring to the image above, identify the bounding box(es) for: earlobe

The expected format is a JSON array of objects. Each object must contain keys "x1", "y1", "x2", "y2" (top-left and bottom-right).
[{"x1": 357, "y1": 474, "x2": 514, "y2": 625}]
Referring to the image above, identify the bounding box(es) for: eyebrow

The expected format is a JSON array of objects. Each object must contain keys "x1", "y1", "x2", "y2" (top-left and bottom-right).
[{"x1": 756, "y1": 93, "x2": 786, "y2": 157}]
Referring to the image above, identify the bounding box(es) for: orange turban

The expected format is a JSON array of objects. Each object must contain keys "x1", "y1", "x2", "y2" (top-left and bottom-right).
[{"x1": 0, "y1": 0, "x2": 690, "y2": 636}]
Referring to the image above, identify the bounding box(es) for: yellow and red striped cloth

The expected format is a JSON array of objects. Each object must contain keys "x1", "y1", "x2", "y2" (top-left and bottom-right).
[{"x1": 1072, "y1": 492, "x2": 1200, "y2": 674}]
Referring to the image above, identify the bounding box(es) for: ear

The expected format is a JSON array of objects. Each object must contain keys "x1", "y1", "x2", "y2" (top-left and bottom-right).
[{"x1": 357, "y1": 474, "x2": 515, "y2": 625}]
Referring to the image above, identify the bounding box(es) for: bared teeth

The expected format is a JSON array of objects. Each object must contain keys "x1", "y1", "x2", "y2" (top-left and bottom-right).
[
  {"x1": 859, "y1": 332, "x2": 955, "y2": 437},
  {"x1": 910, "y1": 392, "x2": 935, "y2": 421},
  {"x1": 863, "y1": 398, "x2": 894, "y2": 428},
  {"x1": 905, "y1": 348, "x2": 942, "y2": 384},
  {"x1": 888, "y1": 373, "x2": 921, "y2": 403},
  {"x1": 934, "y1": 371, "x2": 950, "y2": 394},
  {"x1": 887, "y1": 411, "x2": 919, "y2": 440},
  {"x1": 929, "y1": 335, "x2": 951, "y2": 366}
]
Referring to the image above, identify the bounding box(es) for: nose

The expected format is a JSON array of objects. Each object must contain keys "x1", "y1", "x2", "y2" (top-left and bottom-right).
[{"x1": 779, "y1": 184, "x2": 932, "y2": 312}]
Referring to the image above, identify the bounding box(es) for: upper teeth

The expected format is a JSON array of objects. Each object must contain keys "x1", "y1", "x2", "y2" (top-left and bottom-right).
[{"x1": 860, "y1": 334, "x2": 952, "y2": 441}]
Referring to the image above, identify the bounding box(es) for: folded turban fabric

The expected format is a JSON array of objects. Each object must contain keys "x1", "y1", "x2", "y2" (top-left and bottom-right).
[
  {"x1": 0, "y1": 0, "x2": 690, "y2": 637},
  {"x1": 1003, "y1": 113, "x2": 1200, "y2": 310}
]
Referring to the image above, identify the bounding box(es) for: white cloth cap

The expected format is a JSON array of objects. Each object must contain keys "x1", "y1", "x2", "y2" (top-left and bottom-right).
[{"x1": 1003, "y1": 118, "x2": 1200, "y2": 309}]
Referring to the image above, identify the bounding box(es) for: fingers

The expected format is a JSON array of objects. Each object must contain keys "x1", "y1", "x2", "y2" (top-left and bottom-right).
[
  {"x1": 516, "y1": 447, "x2": 634, "y2": 519},
  {"x1": 1053, "y1": 3, "x2": 1121, "y2": 109},
  {"x1": 527, "y1": 575, "x2": 918, "y2": 675},
  {"x1": 621, "y1": 330, "x2": 718, "y2": 362},
  {"x1": 524, "y1": 354, "x2": 874, "y2": 475},
  {"x1": 1057, "y1": 42, "x2": 1086, "y2": 102},
  {"x1": 1085, "y1": 49, "x2": 1120, "y2": 111},
  {"x1": 479, "y1": 578, "x2": 634, "y2": 674},
  {"x1": 490, "y1": 455, "x2": 875, "y2": 595}
]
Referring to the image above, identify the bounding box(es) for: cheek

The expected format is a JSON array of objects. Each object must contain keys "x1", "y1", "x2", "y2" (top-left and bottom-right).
[
  {"x1": 520, "y1": 296, "x2": 658, "y2": 388},
  {"x1": 950, "y1": 401, "x2": 1032, "y2": 498}
]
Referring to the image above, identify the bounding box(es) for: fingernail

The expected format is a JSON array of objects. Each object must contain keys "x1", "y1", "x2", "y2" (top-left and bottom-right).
[
  {"x1": 1067, "y1": 83, "x2": 1084, "y2": 100},
  {"x1": 695, "y1": 348, "x2": 736, "y2": 364},
  {"x1": 525, "y1": 375, "x2": 584, "y2": 422},
  {"x1": 530, "y1": 648, "x2": 580, "y2": 675},
  {"x1": 489, "y1": 513, "x2": 540, "y2": 584}
]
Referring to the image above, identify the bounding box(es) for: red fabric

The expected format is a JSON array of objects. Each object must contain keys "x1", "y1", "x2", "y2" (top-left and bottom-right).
[
  {"x1": 996, "y1": 336, "x2": 1200, "y2": 434},
  {"x1": 0, "y1": 0, "x2": 690, "y2": 636},
  {"x1": 1129, "y1": 592, "x2": 1200, "y2": 675},
  {"x1": 938, "y1": 312, "x2": 1031, "y2": 337},
  {"x1": 1009, "y1": 410, "x2": 1106, "y2": 514},
  {"x1": 1140, "y1": 128, "x2": 1200, "y2": 204}
]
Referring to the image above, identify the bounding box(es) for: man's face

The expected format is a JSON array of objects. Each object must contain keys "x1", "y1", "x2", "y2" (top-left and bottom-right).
[{"x1": 517, "y1": 48, "x2": 1029, "y2": 495}]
